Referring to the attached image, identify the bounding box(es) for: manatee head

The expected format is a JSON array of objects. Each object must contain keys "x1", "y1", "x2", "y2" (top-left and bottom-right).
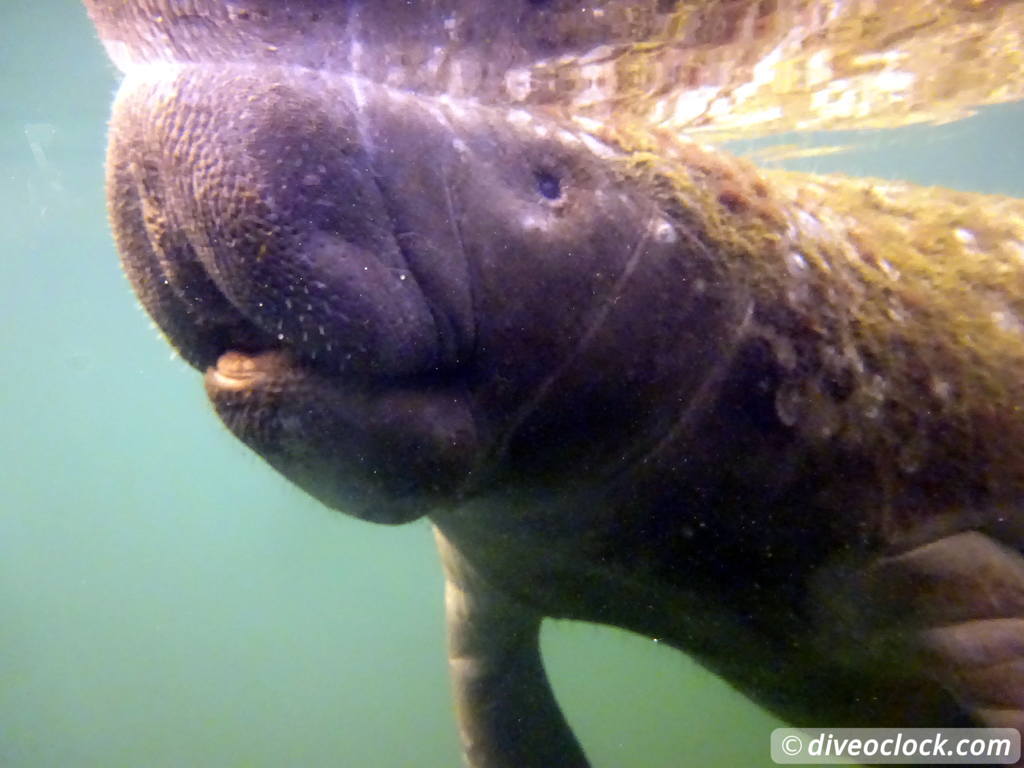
[{"x1": 91, "y1": 1, "x2": 739, "y2": 525}]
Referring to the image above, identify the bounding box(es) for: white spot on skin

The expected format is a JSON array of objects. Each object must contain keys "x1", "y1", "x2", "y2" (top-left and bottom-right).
[
  {"x1": 795, "y1": 209, "x2": 824, "y2": 238},
  {"x1": 775, "y1": 385, "x2": 802, "y2": 427},
  {"x1": 573, "y1": 62, "x2": 617, "y2": 107},
  {"x1": 886, "y1": 302, "x2": 907, "y2": 324},
  {"x1": 520, "y1": 214, "x2": 545, "y2": 233},
  {"x1": 576, "y1": 130, "x2": 615, "y2": 158},
  {"x1": 992, "y1": 308, "x2": 1024, "y2": 336},
  {"x1": 878, "y1": 259, "x2": 900, "y2": 280},
  {"x1": 954, "y1": 227, "x2": 976, "y2": 246},
  {"x1": 897, "y1": 432, "x2": 927, "y2": 474},
  {"x1": 786, "y1": 251, "x2": 809, "y2": 273},
  {"x1": 577, "y1": 45, "x2": 615, "y2": 65},
  {"x1": 862, "y1": 374, "x2": 887, "y2": 420},
  {"x1": 504, "y1": 68, "x2": 532, "y2": 102},
  {"x1": 349, "y1": 42, "x2": 368, "y2": 109},
  {"x1": 508, "y1": 109, "x2": 534, "y2": 128},
  {"x1": 751, "y1": 41, "x2": 785, "y2": 88},
  {"x1": 665, "y1": 86, "x2": 720, "y2": 126},
  {"x1": 426, "y1": 104, "x2": 449, "y2": 126},
  {"x1": 873, "y1": 69, "x2": 915, "y2": 93},
  {"x1": 438, "y1": 93, "x2": 469, "y2": 122},
  {"x1": 649, "y1": 219, "x2": 677, "y2": 243},
  {"x1": 806, "y1": 49, "x2": 833, "y2": 87},
  {"x1": 572, "y1": 116, "x2": 605, "y2": 134},
  {"x1": 931, "y1": 376, "x2": 953, "y2": 402}
]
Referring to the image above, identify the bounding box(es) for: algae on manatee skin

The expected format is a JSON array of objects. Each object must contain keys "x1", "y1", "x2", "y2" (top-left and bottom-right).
[
  {"x1": 485, "y1": 20, "x2": 1024, "y2": 543},
  {"x1": 504, "y1": 0, "x2": 1024, "y2": 523},
  {"x1": 476, "y1": 0, "x2": 1024, "y2": 544},
  {"x1": 600, "y1": 130, "x2": 1024, "y2": 545}
]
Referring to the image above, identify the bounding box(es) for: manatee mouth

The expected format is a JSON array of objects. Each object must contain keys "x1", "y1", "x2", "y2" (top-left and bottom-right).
[
  {"x1": 205, "y1": 348, "x2": 300, "y2": 394},
  {"x1": 206, "y1": 349, "x2": 274, "y2": 390},
  {"x1": 202, "y1": 349, "x2": 307, "y2": 450},
  {"x1": 191, "y1": 304, "x2": 482, "y2": 520},
  {"x1": 199, "y1": 343, "x2": 479, "y2": 525}
]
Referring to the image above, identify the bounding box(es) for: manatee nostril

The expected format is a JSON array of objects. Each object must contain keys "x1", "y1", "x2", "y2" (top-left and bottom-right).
[{"x1": 534, "y1": 169, "x2": 562, "y2": 200}]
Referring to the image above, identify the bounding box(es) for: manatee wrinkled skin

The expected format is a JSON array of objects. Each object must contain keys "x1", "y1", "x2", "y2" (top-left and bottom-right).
[{"x1": 86, "y1": 2, "x2": 1024, "y2": 766}]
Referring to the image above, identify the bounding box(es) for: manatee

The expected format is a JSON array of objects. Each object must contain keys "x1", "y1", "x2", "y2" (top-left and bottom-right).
[{"x1": 85, "y1": 2, "x2": 1024, "y2": 766}]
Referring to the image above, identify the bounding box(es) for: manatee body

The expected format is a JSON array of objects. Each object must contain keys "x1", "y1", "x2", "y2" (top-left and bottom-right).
[{"x1": 86, "y1": 2, "x2": 1024, "y2": 766}]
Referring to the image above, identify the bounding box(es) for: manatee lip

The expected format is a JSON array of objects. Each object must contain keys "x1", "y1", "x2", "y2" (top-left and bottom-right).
[
  {"x1": 205, "y1": 348, "x2": 296, "y2": 392},
  {"x1": 204, "y1": 344, "x2": 461, "y2": 397}
]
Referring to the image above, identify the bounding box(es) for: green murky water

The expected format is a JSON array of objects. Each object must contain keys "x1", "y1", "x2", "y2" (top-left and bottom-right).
[{"x1": 2, "y1": 3, "x2": 1022, "y2": 767}]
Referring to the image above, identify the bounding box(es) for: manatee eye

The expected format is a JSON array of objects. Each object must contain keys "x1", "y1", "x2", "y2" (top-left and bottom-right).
[{"x1": 534, "y1": 170, "x2": 562, "y2": 200}]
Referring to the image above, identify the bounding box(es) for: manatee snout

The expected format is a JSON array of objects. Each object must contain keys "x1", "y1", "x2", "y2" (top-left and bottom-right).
[
  {"x1": 105, "y1": 65, "x2": 492, "y2": 519},
  {"x1": 108, "y1": 65, "x2": 473, "y2": 380}
]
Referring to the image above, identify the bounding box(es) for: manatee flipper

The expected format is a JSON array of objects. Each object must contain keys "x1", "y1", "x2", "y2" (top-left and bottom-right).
[
  {"x1": 435, "y1": 530, "x2": 589, "y2": 768},
  {"x1": 892, "y1": 532, "x2": 1024, "y2": 732},
  {"x1": 816, "y1": 529, "x2": 1024, "y2": 735}
]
